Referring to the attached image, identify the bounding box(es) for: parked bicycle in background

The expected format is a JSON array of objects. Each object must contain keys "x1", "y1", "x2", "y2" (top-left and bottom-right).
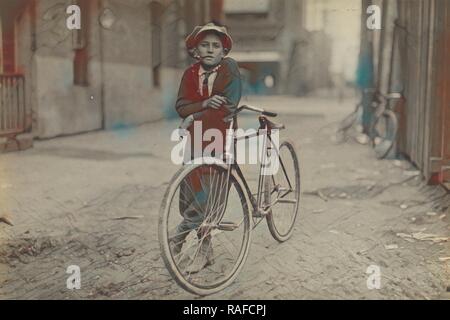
[{"x1": 336, "y1": 88, "x2": 404, "y2": 160}]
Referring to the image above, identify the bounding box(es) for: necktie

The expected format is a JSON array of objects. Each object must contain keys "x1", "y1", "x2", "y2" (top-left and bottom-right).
[{"x1": 202, "y1": 71, "x2": 213, "y2": 98}]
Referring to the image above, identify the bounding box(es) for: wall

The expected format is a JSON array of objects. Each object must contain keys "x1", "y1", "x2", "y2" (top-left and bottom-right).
[
  {"x1": 99, "y1": 0, "x2": 163, "y2": 130},
  {"x1": 12, "y1": 0, "x2": 170, "y2": 139},
  {"x1": 289, "y1": 30, "x2": 332, "y2": 94},
  {"x1": 19, "y1": 0, "x2": 103, "y2": 138},
  {"x1": 371, "y1": 0, "x2": 450, "y2": 185},
  {"x1": 304, "y1": 0, "x2": 361, "y2": 83}
]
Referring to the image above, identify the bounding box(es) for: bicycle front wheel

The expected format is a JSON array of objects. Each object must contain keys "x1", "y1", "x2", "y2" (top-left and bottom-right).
[
  {"x1": 264, "y1": 140, "x2": 301, "y2": 242},
  {"x1": 159, "y1": 163, "x2": 251, "y2": 296}
]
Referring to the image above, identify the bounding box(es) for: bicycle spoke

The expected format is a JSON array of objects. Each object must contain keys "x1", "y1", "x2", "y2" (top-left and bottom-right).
[{"x1": 162, "y1": 163, "x2": 250, "y2": 291}]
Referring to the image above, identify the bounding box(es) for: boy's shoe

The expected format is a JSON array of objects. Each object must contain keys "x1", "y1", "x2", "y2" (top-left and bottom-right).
[
  {"x1": 169, "y1": 227, "x2": 190, "y2": 258},
  {"x1": 185, "y1": 238, "x2": 214, "y2": 274},
  {"x1": 169, "y1": 238, "x2": 184, "y2": 257}
]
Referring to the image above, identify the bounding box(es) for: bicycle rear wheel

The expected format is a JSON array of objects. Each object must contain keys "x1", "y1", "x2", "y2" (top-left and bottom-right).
[
  {"x1": 370, "y1": 109, "x2": 398, "y2": 159},
  {"x1": 264, "y1": 140, "x2": 301, "y2": 242},
  {"x1": 159, "y1": 163, "x2": 251, "y2": 296}
]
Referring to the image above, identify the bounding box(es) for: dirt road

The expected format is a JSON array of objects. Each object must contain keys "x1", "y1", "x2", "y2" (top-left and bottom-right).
[{"x1": 0, "y1": 96, "x2": 448, "y2": 299}]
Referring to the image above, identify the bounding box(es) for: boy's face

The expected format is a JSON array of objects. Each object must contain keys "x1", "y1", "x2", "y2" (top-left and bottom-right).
[{"x1": 196, "y1": 33, "x2": 225, "y2": 68}]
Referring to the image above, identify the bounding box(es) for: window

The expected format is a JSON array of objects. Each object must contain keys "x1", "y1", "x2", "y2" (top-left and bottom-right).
[{"x1": 224, "y1": 0, "x2": 270, "y2": 14}]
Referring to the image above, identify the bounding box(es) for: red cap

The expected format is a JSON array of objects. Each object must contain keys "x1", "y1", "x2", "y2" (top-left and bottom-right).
[{"x1": 185, "y1": 23, "x2": 233, "y2": 58}]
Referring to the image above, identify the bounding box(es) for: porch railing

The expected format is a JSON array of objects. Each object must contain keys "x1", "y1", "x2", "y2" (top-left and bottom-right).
[{"x1": 0, "y1": 74, "x2": 27, "y2": 136}]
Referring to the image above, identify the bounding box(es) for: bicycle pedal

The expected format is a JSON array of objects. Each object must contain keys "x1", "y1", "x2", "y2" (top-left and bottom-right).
[
  {"x1": 217, "y1": 222, "x2": 239, "y2": 231},
  {"x1": 252, "y1": 210, "x2": 268, "y2": 218}
]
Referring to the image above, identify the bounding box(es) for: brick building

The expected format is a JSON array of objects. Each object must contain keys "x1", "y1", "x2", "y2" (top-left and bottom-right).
[
  {"x1": 0, "y1": 0, "x2": 217, "y2": 150},
  {"x1": 1, "y1": 0, "x2": 353, "y2": 151}
]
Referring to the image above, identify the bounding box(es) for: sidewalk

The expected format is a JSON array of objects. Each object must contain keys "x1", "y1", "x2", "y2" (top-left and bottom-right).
[{"x1": 0, "y1": 96, "x2": 448, "y2": 299}]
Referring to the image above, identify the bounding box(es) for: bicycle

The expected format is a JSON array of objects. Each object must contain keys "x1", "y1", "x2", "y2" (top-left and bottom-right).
[
  {"x1": 368, "y1": 91, "x2": 403, "y2": 159},
  {"x1": 159, "y1": 105, "x2": 301, "y2": 296},
  {"x1": 336, "y1": 89, "x2": 403, "y2": 159}
]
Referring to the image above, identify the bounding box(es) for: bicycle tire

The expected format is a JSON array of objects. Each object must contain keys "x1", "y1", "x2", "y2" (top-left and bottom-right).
[
  {"x1": 159, "y1": 162, "x2": 251, "y2": 296},
  {"x1": 370, "y1": 109, "x2": 398, "y2": 159},
  {"x1": 265, "y1": 140, "x2": 301, "y2": 242}
]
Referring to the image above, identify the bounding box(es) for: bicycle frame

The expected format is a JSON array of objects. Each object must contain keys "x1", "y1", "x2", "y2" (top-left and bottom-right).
[{"x1": 221, "y1": 116, "x2": 292, "y2": 224}]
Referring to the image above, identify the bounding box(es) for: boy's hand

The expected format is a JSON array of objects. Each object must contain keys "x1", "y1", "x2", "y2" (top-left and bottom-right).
[{"x1": 202, "y1": 95, "x2": 229, "y2": 110}]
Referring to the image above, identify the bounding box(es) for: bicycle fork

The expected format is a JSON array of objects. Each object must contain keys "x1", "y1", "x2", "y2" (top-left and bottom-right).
[
  {"x1": 255, "y1": 121, "x2": 273, "y2": 218},
  {"x1": 209, "y1": 119, "x2": 238, "y2": 231}
]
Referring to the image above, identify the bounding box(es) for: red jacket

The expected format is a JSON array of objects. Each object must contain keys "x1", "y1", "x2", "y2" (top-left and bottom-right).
[{"x1": 175, "y1": 58, "x2": 242, "y2": 155}]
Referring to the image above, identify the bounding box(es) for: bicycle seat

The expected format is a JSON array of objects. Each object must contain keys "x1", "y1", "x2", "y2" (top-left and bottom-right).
[{"x1": 266, "y1": 119, "x2": 285, "y2": 130}]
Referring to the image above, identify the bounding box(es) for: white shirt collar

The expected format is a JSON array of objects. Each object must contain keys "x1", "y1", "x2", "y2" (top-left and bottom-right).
[{"x1": 198, "y1": 64, "x2": 221, "y2": 76}]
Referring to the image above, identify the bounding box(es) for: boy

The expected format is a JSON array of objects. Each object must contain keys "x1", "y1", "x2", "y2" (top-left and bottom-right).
[{"x1": 171, "y1": 22, "x2": 242, "y2": 273}]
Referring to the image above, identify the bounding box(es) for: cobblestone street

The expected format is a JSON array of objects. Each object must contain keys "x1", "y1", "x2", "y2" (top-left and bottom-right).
[{"x1": 0, "y1": 96, "x2": 448, "y2": 299}]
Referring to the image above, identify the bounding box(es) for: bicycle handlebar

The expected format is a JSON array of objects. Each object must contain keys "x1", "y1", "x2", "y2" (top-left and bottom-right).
[{"x1": 223, "y1": 105, "x2": 278, "y2": 123}]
